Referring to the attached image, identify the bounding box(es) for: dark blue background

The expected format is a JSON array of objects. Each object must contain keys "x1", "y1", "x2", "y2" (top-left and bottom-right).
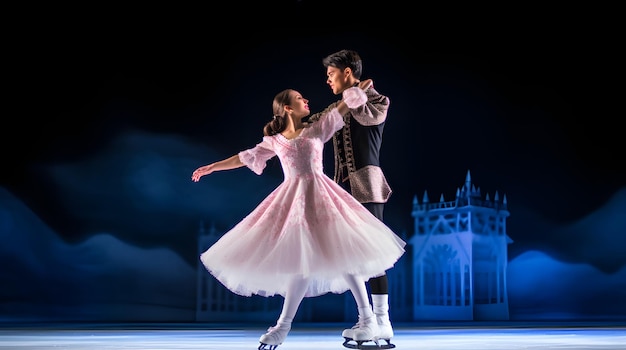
[{"x1": 2, "y1": 1, "x2": 624, "y2": 323}]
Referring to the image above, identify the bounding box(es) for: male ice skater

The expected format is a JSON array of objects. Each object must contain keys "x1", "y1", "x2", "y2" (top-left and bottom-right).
[{"x1": 308, "y1": 49, "x2": 395, "y2": 347}]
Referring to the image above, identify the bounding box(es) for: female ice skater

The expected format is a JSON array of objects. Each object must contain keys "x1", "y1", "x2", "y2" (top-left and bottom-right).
[{"x1": 191, "y1": 81, "x2": 406, "y2": 350}]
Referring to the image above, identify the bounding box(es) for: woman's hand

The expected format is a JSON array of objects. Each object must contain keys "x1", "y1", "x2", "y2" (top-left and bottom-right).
[
  {"x1": 191, "y1": 155, "x2": 243, "y2": 181},
  {"x1": 342, "y1": 86, "x2": 368, "y2": 109},
  {"x1": 191, "y1": 164, "x2": 215, "y2": 182}
]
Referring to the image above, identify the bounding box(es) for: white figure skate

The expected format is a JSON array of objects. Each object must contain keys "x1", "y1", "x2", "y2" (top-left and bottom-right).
[
  {"x1": 342, "y1": 314, "x2": 395, "y2": 349},
  {"x1": 258, "y1": 323, "x2": 290, "y2": 350},
  {"x1": 374, "y1": 313, "x2": 395, "y2": 345}
]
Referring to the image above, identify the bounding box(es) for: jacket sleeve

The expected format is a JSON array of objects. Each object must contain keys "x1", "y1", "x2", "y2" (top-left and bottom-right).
[{"x1": 351, "y1": 87, "x2": 390, "y2": 126}]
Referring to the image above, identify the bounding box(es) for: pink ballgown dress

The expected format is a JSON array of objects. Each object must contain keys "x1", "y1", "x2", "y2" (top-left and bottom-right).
[{"x1": 200, "y1": 108, "x2": 406, "y2": 298}]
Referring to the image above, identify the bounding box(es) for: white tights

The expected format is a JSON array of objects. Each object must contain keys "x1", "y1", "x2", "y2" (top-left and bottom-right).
[
  {"x1": 276, "y1": 274, "x2": 371, "y2": 326},
  {"x1": 343, "y1": 274, "x2": 370, "y2": 309},
  {"x1": 276, "y1": 275, "x2": 309, "y2": 326}
]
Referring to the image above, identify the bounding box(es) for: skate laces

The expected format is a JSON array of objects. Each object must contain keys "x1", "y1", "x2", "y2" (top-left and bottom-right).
[
  {"x1": 352, "y1": 314, "x2": 375, "y2": 330},
  {"x1": 263, "y1": 324, "x2": 290, "y2": 341},
  {"x1": 349, "y1": 315, "x2": 365, "y2": 330}
]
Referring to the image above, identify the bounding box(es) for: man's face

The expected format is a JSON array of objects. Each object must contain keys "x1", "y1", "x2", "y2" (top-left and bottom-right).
[{"x1": 326, "y1": 66, "x2": 351, "y2": 95}]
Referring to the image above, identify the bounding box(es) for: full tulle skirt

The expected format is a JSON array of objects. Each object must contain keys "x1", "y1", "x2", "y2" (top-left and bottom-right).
[{"x1": 200, "y1": 174, "x2": 406, "y2": 298}]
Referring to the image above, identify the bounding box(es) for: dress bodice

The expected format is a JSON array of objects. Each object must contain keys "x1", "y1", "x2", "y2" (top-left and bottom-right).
[
  {"x1": 272, "y1": 134, "x2": 324, "y2": 180},
  {"x1": 238, "y1": 108, "x2": 345, "y2": 179}
]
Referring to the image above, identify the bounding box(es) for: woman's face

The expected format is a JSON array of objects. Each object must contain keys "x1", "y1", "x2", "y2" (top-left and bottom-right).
[{"x1": 288, "y1": 90, "x2": 310, "y2": 119}]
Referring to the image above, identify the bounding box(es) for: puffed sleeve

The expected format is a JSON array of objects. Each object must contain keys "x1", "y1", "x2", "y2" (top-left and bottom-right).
[
  {"x1": 238, "y1": 136, "x2": 276, "y2": 175},
  {"x1": 351, "y1": 87, "x2": 390, "y2": 126},
  {"x1": 308, "y1": 107, "x2": 345, "y2": 143}
]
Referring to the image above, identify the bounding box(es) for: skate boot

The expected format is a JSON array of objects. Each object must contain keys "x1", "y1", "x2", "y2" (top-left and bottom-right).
[
  {"x1": 258, "y1": 323, "x2": 290, "y2": 350},
  {"x1": 343, "y1": 314, "x2": 398, "y2": 349},
  {"x1": 341, "y1": 324, "x2": 356, "y2": 340},
  {"x1": 342, "y1": 305, "x2": 379, "y2": 340},
  {"x1": 376, "y1": 313, "x2": 394, "y2": 341},
  {"x1": 372, "y1": 294, "x2": 394, "y2": 341},
  {"x1": 342, "y1": 306, "x2": 383, "y2": 349},
  {"x1": 342, "y1": 318, "x2": 376, "y2": 340},
  {"x1": 352, "y1": 313, "x2": 380, "y2": 342}
]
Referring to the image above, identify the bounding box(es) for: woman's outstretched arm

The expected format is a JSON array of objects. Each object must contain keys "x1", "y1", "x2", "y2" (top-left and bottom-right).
[{"x1": 191, "y1": 154, "x2": 244, "y2": 182}]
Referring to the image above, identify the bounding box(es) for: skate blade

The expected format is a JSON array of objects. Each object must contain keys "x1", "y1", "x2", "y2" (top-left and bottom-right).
[
  {"x1": 342, "y1": 337, "x2": 396, "y2": 349},
  {"x1": 258, "y1": 342, "x2": 280, "y2": 350}
]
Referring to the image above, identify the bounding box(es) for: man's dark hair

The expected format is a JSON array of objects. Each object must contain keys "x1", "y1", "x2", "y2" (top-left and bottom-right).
[{"x1": 323, "y1": 49, "x2": 362, "y2": 79}]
